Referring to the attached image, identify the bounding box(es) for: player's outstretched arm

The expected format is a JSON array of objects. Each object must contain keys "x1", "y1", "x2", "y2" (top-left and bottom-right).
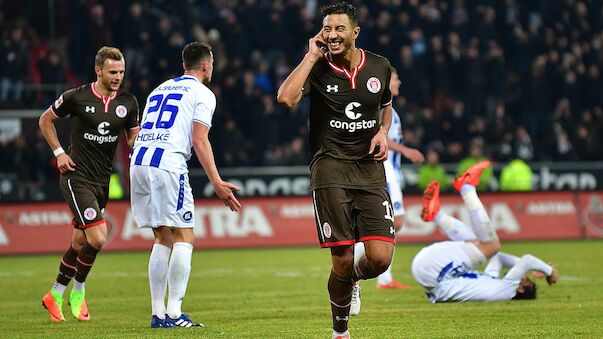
[
  {"x1": 39, "y1": 108, "x2": 76, "y2": 173},
  {"x1": 546, "y1": 266, "x2": 559, "y2": 285},
  {"x1": 192, "y1": 122, "x2": 241, "y2": 212},
  {"x1": 277, "y1": 31, "x2": 325, "y2": 108},
  {"x1": 504, "y1": 254, "x2": 557, "y2": 284}
]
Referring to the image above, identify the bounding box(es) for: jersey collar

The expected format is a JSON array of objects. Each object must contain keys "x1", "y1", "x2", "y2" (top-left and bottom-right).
[
  {"x1": 90, "y1": 82, "x2": 117, "y2": 113},
  {"x1": 325, "y1": 49, "x2": 366, "y2": 89},
  {"x1": 174, "y1": 75, "x2": 200, "y2": 82}
]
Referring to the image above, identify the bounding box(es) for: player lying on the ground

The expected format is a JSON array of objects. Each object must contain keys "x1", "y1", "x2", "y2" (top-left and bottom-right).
[{"x1": 411, "y1": 160, "x2": 559, "y2": 302}]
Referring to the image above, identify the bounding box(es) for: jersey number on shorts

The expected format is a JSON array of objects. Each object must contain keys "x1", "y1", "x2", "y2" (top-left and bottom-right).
[
  {"x1": 142, "y1": 93, "x2": 183, "y2": 130},
  {"x1": 382, "y1": 200, "x2": 394, "y2": 221}
]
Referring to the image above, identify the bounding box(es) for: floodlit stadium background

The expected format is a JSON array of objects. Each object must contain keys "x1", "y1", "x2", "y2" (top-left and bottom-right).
[{"x1": 0, "y1": 1, "x2": 602, "y2": 337}]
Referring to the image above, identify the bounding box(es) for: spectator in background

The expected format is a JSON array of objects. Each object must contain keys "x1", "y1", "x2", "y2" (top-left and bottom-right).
[
  {"x1": 0, "y1": 26, "x2": 29, "y2": 105},
  {"x1": 418, "y1": 144, "x2": 449, "y2": 191},
  {"x1": 514, "y1": 126, "x2": 534, "y2": 161},
  {"x1": 37, "y1": 49, "x2": 68, "y2": 107},
  {"x1": 119, "y1": 2, "x2": 150, "y2": 81},
  {"x1": 500, "y1": 159, "x2": 533, "y2": 192},
  {"x1": 87, "y1": 3, "x2": 113, "y2": 55},
  {"x1": 456, "y1": 137, "x2": 492, "y2": 191},
  {"x1": 4, "y1": 0, "x2": 603, "y2": 202}
]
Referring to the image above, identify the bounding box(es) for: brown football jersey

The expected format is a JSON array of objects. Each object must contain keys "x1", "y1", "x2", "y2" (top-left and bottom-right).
[
  {"x1": 51, "y1": 83, "x2": 139, "y2": 185},
  {"x1": 303, "y1": 49, "x2": 392, "y2": 189}
]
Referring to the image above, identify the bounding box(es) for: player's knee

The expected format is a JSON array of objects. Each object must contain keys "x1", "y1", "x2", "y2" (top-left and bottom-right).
[
  {"x1": 369, "y1": 255, "x2": 391, "y2": 274},
  {"x1": 331, "y1": 254, "x2": 354, "y2": 279},
  {"x1": 87, "y1": 235, "x2": 107, "y2": 250},
  {"x1": 481, "y1": 240, "x2": 501, "y2": 259},
  {"x1": 71, "y1": 240, "x2": 85, "y2": 252},
  {"x1": 491, "y1": 239, "x2": 501, "y2": 254}
]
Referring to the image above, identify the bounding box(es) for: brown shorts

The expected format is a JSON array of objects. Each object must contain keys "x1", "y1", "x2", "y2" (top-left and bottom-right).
[
  {"x1": 59, "y1": 175, "x2": 108, "y2": 229},
  {"x1": 312, "y1": 187, "x2": 395, "y2": 248}
]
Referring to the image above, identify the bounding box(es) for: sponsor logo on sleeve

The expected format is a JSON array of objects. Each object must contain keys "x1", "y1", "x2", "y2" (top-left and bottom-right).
[{"x1": 54, "y1": 95, "x2": 64, "y2": 109}]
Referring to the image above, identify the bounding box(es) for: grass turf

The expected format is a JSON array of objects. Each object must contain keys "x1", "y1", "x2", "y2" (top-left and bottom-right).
[{"x1": 1, "y1": 240, "x2": 601, "y2": 338}]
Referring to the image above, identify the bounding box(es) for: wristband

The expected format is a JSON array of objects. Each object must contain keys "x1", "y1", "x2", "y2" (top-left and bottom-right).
[{"x1": 53, "y1": 147, "x2": 65, "y2": 157}]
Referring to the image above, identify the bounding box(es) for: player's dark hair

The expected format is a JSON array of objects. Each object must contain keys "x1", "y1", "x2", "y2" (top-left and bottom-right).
[
  {"x1": 95, "y1": 46, "x2": 124, "y2": 68},
  {"x1": 322, "y1": 1, "x2": 358, "y2": 27},
  {"x1": 182, "y1": 41, "x2": 212, "y2": 71},
  {"x1": 512, "y1": 280, "x2": 537, "y2": 300}
]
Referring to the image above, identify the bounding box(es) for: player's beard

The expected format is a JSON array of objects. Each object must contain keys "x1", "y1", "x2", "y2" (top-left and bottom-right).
[{"x1": 102, "y1": 78, "x2": 121, "y2": 92}]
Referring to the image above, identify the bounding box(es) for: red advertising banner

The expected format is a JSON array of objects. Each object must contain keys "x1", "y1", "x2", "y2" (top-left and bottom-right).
[
  {"x1": 577, "y1": 192, "x2": 603, "y2": 238},
  {"x1": 0, "y1": 191, "x2": 599, "y2": 255}
]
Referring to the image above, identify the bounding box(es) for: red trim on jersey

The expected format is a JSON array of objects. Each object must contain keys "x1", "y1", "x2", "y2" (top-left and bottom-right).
[
  {"x1": 49, "y1": 105, "x2": 60, "y2": 118},
  {"x1": 358, "y1": 235, "x2": 395, "y2": 243},
  {"x1": 91, "y1": 82, "x2": 117, "y2": 113},
  {"x1": 325, "y1": 49, "x2": 366, "y2": 89},
  {"x1": 78, "y1": 219, "x2": 105, "y2": 230},
  {"x1": 320, "y1": 239, "x2": 356, "y2": 248}
]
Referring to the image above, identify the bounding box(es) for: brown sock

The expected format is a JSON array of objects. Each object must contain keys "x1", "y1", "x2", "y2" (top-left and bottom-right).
[
  {"x1": 351, "y1": 255, "x2": 381, "y2": 281},
  {"x1": 56, "y1": 246, "x2": 78, "y2": 286},
  {"x1": 328, "y1": 270, "x2": 352, "y2": 333},
  {"x1": 74, "y1": 242, "x2": 100, "y2": 283}
]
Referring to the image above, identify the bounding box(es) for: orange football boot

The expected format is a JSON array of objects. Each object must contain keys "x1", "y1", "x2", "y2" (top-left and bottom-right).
[
  {"x1": 452, "y1": 160, "x2": 491, "y2": 192},
  {"x1": 421, "y1": 180, "x2": 441, "y2": 222},
  {"x1": 377, "y1": 279, "x2": 412, "y2": 289},
  {"x1": 42, "y1": 290, "x2": 65, "y2": 322}
]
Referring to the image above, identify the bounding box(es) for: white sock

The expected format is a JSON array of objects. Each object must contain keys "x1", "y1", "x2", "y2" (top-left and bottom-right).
[
  {"x1": 485, "y1": 252, "x2": 521, "y2": 278},
  {"x1": 332, "y1": 330, "x2": 350, "y2": 338},
  {"x1": 484, "y1": 254, "x2": 502, "y2": 278},
  {"x1": 377, "y1": 262, "x2": 393, "y2": 286},
  {"x1": 505, "y1": 254, "x2": 553, "y2": 281},
  {"x1": 434, "y1": 210, "x2": 477, "y2": 241},
  {"x1": 149, "y1": 243, "x2": 171, "y2": 318},
  {"x1": 73, "y1": 280, "x2": 85, "y2": 292},
  {"x1": 353, "y1": 242, "x2": 365, "y2": 265},
  {"x1": 167, "y1": 242, "x2": 193, "y2": 319},
  {"x1": 52, "y1": 282, "x2": 67, "y2": 296},
  {"x1": 461, "y1": 185, "x2": 498, "y2": 242},
  {"x1": 497, "y1": 252, "x2": 520, "y2": 267}
]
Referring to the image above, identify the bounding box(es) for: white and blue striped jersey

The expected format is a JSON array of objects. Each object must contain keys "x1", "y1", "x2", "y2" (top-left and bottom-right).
[
  {"x1": 130, "y1": 75, "x2": 216, "y2": 173},
  {"x1": 412, "y1": 241, "x2": 518, "y2": 302},
  {"x1": 385, "y1": 108, "x2": 404, "y2": 184}
]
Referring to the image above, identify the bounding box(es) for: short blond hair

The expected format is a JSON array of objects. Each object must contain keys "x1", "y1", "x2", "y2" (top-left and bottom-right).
[{"x1": 95, "y1": 46, "x2": 124, "y2": 68}]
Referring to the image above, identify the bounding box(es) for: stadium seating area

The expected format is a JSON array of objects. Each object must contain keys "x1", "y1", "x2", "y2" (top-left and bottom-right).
[{"x1": 0, "y1": 0, "x2": 601, "y2": 175}]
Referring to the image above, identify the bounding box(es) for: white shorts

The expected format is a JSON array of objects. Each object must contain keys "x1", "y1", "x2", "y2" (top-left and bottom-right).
[
  {"x1": 130, "y1": 165, "x2": 195, "y2": 228},
  {"x1": 384, "y1": 161, "x2": 405, "y2": 216},
  {"x1": 411, "y1": 241, "x2": 486, "y2": 289}
]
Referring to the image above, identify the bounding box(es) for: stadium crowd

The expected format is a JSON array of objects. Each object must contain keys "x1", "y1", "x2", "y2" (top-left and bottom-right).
[{"x1": 1, "y1": 0, "x2": 602, "y2": 197}]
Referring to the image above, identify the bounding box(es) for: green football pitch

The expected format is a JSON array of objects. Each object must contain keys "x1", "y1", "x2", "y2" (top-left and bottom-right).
[{"x1": 1, "y1": 240, "x2": 601, "y2": 338}]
